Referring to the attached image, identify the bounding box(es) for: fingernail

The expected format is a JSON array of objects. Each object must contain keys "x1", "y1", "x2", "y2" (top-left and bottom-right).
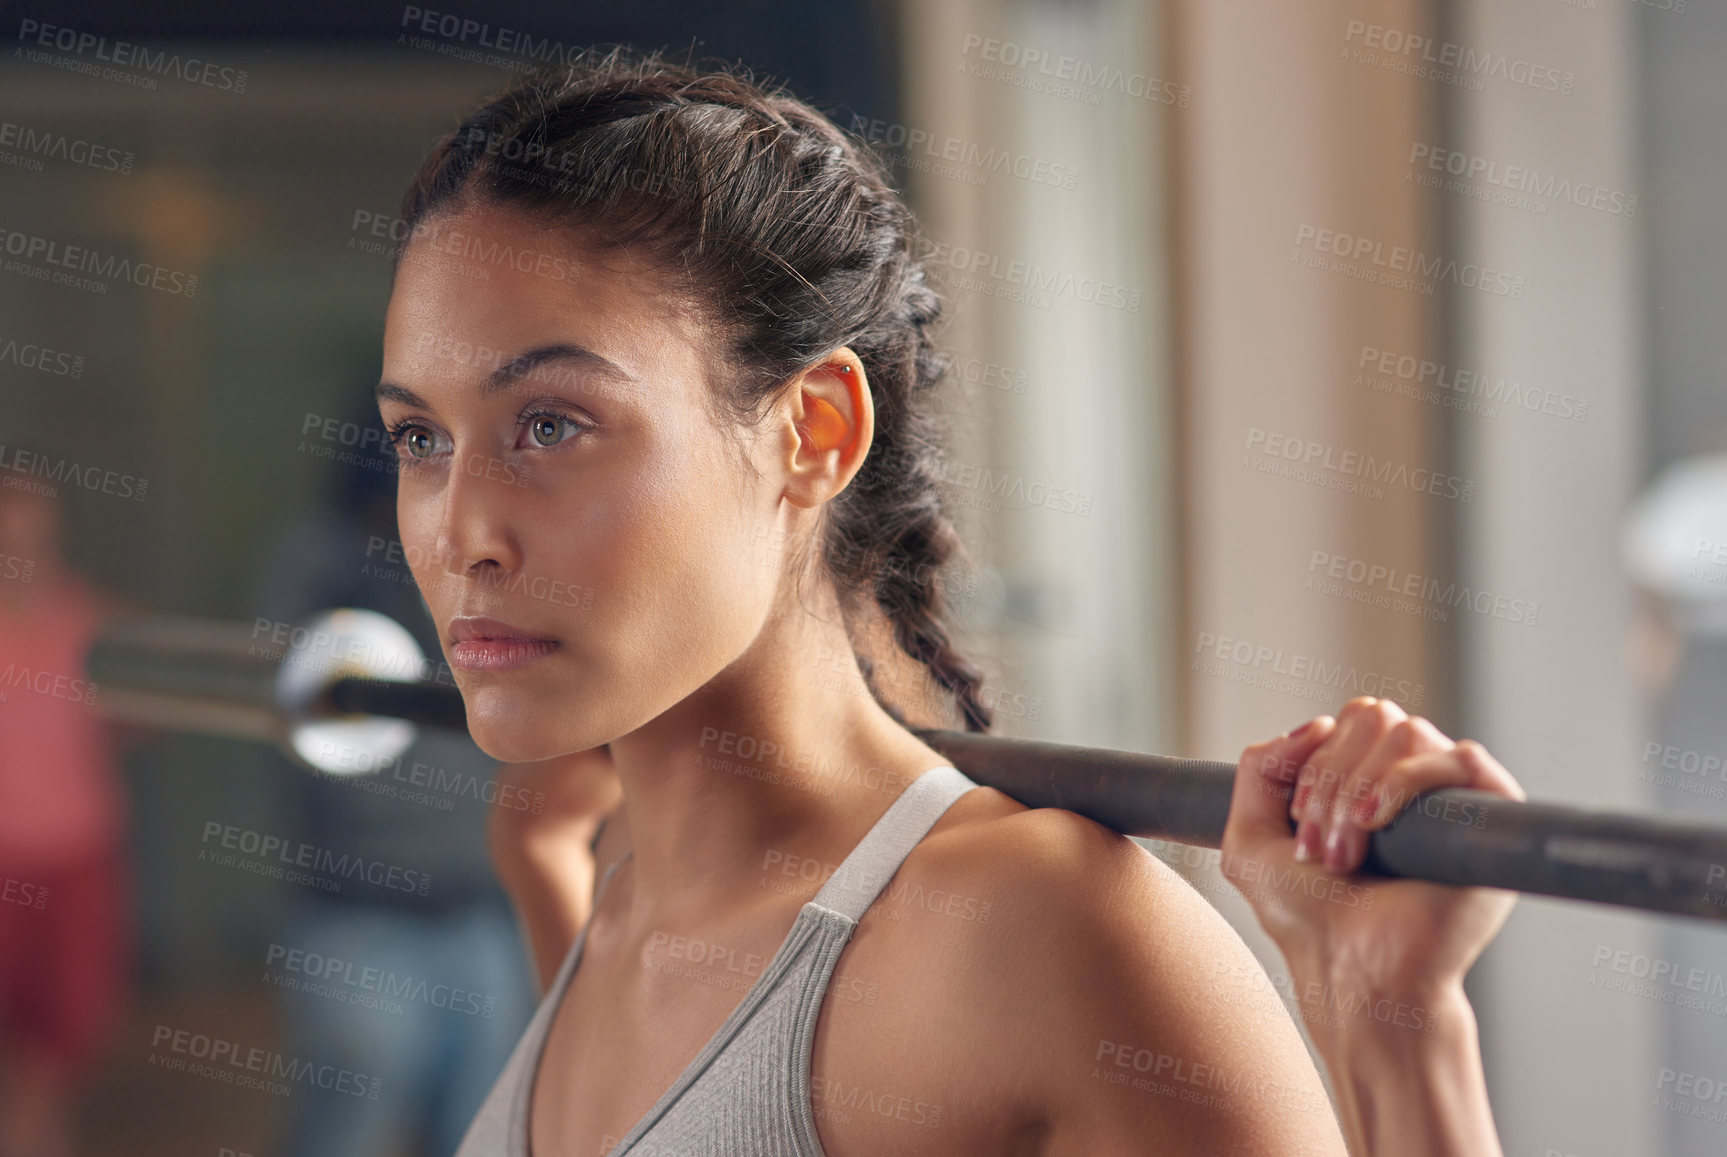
[
  {"x1": 1294, "y1": 819, "x2": 1320, "y2": 862},
  {"x1": 1323, "y1": 824, "x2": 1347, "y2": 872},
  {"x1": 1347, "y1": 824, "x2": 1368, "y2": 867},
  {"x1": 1289, "y1": 718, "x2": 1319, "y2": 741}
]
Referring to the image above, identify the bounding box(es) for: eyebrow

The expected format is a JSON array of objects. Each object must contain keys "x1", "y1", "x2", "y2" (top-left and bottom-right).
[{"x1": 374, "y1": 342, "x2": 636, "y2": 407}]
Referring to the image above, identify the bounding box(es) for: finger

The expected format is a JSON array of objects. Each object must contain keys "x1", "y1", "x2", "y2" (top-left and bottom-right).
[
  {"x1": 1295, "y1": 697, "x2": 1407, "y2": 862},
  {"x1": 1321, "y1": 715, "x2": 1454, "y2": 874},
  {"x1": 1251, "y1": 717, "x2": 1333, "y2": 785},
  {"x1": 1367, "y1": 739, "x2": 1527, "y2": 829},
  {"x1": 1224, "y1": 715, "x2": 1338, "y2": 853}
]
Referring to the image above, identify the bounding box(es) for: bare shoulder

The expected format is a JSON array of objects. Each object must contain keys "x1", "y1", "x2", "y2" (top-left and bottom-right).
[{"x1": 883, "y1": 795, "x2": 1347, "y2": 1155}]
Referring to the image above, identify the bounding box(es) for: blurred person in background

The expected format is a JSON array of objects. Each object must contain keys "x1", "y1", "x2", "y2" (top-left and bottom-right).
[
  {"x1": 251, "y1": 392, "x2": 534, "y2": 1157},
  {"x1": 1622, "y1": 438, "x2": 1727, "y2": 1156},
  {"x1": 0, "y1": 464, "x2": 133, "y2": 1157}
]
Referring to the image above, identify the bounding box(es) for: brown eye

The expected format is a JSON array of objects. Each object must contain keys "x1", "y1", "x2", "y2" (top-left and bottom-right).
[
  {"x1": 530, "y1": 416, "x2": 565, "y2": 447},
  {"x1": 523, "y1": 410, "x2": 586, "y2": 448}
]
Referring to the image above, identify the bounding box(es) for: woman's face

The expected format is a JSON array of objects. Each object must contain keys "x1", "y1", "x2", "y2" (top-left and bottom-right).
[{"x1": 378, "y1": 201, "x2": 792, "y2": 762}]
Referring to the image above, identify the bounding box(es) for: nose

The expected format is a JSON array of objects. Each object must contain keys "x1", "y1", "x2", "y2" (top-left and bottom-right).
[{"x1": 432, "y1": 451, "x2": 525, "y2": 590}]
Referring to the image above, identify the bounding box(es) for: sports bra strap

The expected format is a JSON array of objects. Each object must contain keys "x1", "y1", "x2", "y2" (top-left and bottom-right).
[{"x1": 810, "y1": 765, "x2": 977, "y2": 923}]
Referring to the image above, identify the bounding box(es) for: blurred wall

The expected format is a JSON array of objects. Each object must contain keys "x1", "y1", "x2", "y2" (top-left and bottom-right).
[
  {"x1": 888, "y1": 0, "x2": 1180, "y2": 759},
  {"x1": 1445, "y1": 2, "x2": 1653, "y2": 1153}
]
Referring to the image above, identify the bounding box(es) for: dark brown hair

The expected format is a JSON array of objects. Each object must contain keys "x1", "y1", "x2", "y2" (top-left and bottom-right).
[{"x1": 396, "y1": 45, "x2": 992, "y2": 732}]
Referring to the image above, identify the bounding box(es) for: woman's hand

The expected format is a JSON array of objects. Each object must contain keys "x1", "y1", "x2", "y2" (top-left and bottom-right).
[
  {"x1": 1222, "y1": 696, "x2": 1523, "y2": 1008},
  {"x1": 489, "y1": 746, "x2": 624, "y2": 992},
  {"x1": 1220, "y1": 696, "x2": 1525, "y2": 1156}
]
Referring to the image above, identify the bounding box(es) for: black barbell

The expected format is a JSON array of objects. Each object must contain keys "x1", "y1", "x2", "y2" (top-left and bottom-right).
[{"x1": 84, "y1": 608, "x2": 1727, "y2": 924}]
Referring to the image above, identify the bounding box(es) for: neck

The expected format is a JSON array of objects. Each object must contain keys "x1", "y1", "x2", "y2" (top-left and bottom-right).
[{"x1": 604, "y1": 590, "x2": 954, "y2": 922}]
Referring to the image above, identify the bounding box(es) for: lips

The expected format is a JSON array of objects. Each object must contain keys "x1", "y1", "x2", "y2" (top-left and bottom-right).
[
  {"x1": 448, "y1": 615, "x2": 555, "y2": 645},
  {"x1": 448, "y1": 615, "x2": 559, "y2": 672}
]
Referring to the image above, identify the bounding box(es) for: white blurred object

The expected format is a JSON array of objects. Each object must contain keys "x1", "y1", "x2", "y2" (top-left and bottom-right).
[
  {"x1": 1622, "y1": 454, "x2": 1727, "y2": 637},
  {"x1": 275, "y1": 607, "x2": 424, "y2": 775}
]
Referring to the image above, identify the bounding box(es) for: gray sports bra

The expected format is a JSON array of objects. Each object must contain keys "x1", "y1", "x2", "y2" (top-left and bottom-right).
[{"x1": 455, "y1": 764, "x2": 980, "y2": 1156}]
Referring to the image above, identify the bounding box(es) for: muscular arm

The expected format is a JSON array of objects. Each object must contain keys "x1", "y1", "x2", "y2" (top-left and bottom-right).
[{"x1": 487, "y1": 748, "x2": 626, "y2": 993}]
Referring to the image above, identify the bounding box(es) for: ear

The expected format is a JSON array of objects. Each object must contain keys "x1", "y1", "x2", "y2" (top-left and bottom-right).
[{"x1": 781, "y1": 348, "x2": 874, "y2": 509}]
